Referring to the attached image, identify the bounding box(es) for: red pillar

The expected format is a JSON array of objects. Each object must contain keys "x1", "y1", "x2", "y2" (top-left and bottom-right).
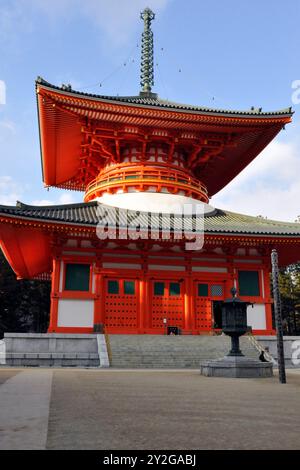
[
  {"x1": 94, "y1": 270, "x2": 103, "y2": 327},
  {"x1": 144, "y1": 277, "x2": 151, "y2": 332},
  {"x1": 140, "y1": 256, "x2": 149, "y2": 333},
  {"x1": 263, "y1": 267, "x2": 275, "y2": 334},
  {"x1": 184, "y1": 276, "x2": 193, "y2": 333},
  {"x1": 138, "y1": 278, "x2": 145, "y2": 333},
  {"x1": 48, "y1": 257, "x2": 61, "y2": 332}
]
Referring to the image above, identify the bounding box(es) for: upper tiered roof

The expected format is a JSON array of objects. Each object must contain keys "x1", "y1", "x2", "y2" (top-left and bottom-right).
[
  {"x1": 36, "y1": 77, "x2": 292, "y2": 117},
  {"x1": 36, "y1": 77, "x2": 292, "y2": 196}
]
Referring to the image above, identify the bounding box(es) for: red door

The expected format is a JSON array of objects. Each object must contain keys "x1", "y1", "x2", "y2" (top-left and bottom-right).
[
  {"x1": 150, "y1": 280, "x2": 184, "y2": 330},
  {"x1": 104, "y1": 278, "x2": 138, "y2": 330},
  {"x1": 194, "y1": 281, "x2": 225, "y2": 332}
]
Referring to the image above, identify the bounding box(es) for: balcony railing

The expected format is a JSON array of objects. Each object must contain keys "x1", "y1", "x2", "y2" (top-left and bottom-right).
[{"x1": 84, "y1": 165, "x2": 208, "y2": 203}]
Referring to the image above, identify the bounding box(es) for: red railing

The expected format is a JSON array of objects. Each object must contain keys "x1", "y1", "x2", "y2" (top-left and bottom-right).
[{"x1": 84, "y1": 164, "x2": 208, "y2": 203}]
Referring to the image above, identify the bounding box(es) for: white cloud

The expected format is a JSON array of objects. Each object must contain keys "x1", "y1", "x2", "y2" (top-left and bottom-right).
[
  {"x1": 211, "y1": 138, "x2": 300, "y2": 222},
  {"x1": 0, "y1": 175, "x2": 79, "y2": 206},
  {"x1": 30, "y1": 198, "x2": 53, "y2": 206},
  {"x1": 58, "y1": 193, "x2": 77, "y2": 204},
  {"x1": 0, "y1": 119, "x2": 16, "y2": 134},
  {"x1": 0, "y1": 0, "x2": 171, "y2": 47},
  {"x1": 0, "y1": 1, "x2": 33, "y2": 47},
  {"x1": 79, "y1": 0, "x2": 170, "y2": 46},
  {"x1": 0, "y1": 176, "x2": 23, "y2": 205},
  {"x1": 31, "y1": 192, "x2": 78, "y2": 206}
]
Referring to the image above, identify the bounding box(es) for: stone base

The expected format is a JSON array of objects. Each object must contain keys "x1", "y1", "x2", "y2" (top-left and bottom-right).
[
  {"x1": 200, "y1": 355, "x2": 273, "y2": 378},
  {"x1": 3, "y1": 333, "x2": 109, "y2": 368}
]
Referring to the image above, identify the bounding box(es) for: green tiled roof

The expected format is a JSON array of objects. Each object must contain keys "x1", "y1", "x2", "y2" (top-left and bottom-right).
[
  {"x1": 1, "y1": 201, "x2": 300, "y2": 237},
  {"x1": 36, "y1": 77, "x2": 293, "y2": 118}
]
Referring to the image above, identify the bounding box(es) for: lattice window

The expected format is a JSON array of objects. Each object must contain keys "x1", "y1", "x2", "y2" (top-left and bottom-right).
[{"x1": 211, "y1": 285, "x2": 223, "y2": 297}]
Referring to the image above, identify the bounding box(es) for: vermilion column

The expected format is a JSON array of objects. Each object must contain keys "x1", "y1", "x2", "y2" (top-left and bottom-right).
[
  {"x1": 140, "y1": 256, "x2": 149, "y2": 333},
  {"x1": 226, "y1": 259, "x2": 235, "y2": 296},
  {"x1": 263, "y1": 267, "x2": 275, "y2": 334},
  {"x1": 184, "y1": 276, "x2": 193, "y2": 333},
  {"x1": 138, "y1": 279, "x2": 145, "y2": 333},
  {"x1": 94, "y1": 270, "x2": 103, "y2": 326},
  {"x1": 48, "y1": 257, "x2": 61, "y2": 332},
  {"x1": 144, "y1": 277, "x2": 151, "y2": 331}
]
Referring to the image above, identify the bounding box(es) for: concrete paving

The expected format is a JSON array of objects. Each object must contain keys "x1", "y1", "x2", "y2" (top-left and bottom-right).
[
  {"x1": 0, "y1": 369, "x2": 53, "y2": 450},
  {"x1": 1, "y1": 368, "x2": 300, "y2": 450}
]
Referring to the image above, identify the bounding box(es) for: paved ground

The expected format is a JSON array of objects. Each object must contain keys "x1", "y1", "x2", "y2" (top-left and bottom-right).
[{"x1": 0, "y1": 368, "x2": 300, "y2": 450}]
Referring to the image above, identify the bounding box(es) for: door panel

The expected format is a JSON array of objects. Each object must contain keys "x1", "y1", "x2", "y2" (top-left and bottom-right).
[
  {"x1": 151, "y1": 280, "x2": 184, "y2": 329},
  {"x1": 194, "y1": 281, "x2": 225, "y2": 331},
  {"x1": 104, "y1": 278, "x2": 138, "y2": 328}
]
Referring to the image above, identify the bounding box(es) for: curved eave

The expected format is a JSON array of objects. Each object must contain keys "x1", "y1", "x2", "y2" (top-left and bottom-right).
[
  {"x1": 36, "y1": 78, "x2": 293, "y2": 118},
  {"x1": 2, "y1": 202, "x2": 300, "y2": 277},
  {"x1": 2, "y1": 210, "x2": 300, "y2": 240},
  {"x1": 2, "y1": 201, "x2": 300, "y2": 236},
  {"x1": 36, "y1": 78, "x2": 293, "y2": 195}
]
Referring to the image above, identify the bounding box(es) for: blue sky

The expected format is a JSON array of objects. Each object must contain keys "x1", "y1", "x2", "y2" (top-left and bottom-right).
[{"x1": 0, "y1": 0, "x2": 300, "y2": 220}]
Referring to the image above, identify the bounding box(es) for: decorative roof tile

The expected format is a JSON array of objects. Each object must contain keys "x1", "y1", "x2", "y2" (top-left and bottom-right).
[
  {"x1": 36, "y1": 77, "x2": 293, "y2": 118},
  {"x1": 1, "y1": 201, "x2": 300, "y2": 237}
]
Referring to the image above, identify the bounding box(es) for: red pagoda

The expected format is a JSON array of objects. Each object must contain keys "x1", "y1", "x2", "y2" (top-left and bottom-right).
[{"x1": 1, "y1": 9, "x2": 299, "y2": 336}]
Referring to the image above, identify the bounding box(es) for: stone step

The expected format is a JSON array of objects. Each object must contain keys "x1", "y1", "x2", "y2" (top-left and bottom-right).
[{"x1": 108, "y1": 334, "x2": 259, "y2": 368}]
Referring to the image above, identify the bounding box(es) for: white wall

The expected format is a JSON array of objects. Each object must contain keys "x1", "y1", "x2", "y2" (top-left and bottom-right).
[
  {"x1": 247, "y1": 303, "x2": 266, "y2": 330},
  {"x1": 57, "y1": 299, "x2": 94, "y2": 328},
  {"x1": 97, "y1": 192, "x2": 215, "y2": 214},
  {"x1": 192, "y1": 266, "x2": 227, "y2": 272}
]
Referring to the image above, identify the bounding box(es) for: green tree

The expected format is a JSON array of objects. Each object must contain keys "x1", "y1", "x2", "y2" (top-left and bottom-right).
[
  {"x1": 0, "y1": 250, "x2": 50, "y2": 338},
  {"x1": 277, "y1": 264, "x2": 300, "y2": 335}
]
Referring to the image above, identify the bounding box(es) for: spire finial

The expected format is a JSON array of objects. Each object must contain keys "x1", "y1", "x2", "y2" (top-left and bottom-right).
[{"x1": 140, "y1": 7, "x2": 155, "y2": 94}]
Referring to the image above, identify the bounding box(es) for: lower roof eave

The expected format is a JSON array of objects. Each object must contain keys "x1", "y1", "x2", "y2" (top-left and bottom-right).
[{"x1": 1, "y1": 214, "x2": 300, "y2": 241}]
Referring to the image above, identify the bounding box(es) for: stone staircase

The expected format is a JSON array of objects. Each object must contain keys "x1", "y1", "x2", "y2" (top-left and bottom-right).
[{"x1": 108, "y1": 334, "x2": 259, "y2": 369}]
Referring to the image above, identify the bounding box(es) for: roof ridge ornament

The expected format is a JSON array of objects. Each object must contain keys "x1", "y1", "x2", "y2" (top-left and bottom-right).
[{"x1": 140, "y1": 7, "x2": 156, "y2": 96}]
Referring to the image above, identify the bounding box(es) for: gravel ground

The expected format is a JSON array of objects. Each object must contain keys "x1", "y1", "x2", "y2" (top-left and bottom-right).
[
  {"x1": 1, "y1": 368, "x2": 300, "y2": 450},
  {"x1": 45, "y1": 369, "x2": 300, "y2": 450}
]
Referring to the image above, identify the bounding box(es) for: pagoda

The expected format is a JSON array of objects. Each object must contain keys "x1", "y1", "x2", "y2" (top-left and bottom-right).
[{"x1": 1, "y1": 8, "x2": 300, "y2": 336}]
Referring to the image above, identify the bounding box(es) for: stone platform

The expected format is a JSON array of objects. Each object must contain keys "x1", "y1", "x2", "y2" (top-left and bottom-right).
[
  {"x1": 3, "y1": 333, "x2": 109, "y2": 368},
  {"x1": 2, "y1": 333, "x2": 262, "y2": 369},
  {"x1": 200, "y1": 355, "x2": 273, "y2": 378}
]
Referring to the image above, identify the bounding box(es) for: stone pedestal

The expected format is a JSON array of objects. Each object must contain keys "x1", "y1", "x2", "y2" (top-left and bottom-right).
[{"x1": 200, "y1": 355, "x2": 273, "y2": 378}]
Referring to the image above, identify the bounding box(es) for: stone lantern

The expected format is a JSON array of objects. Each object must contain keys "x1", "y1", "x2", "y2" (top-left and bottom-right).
[
  {"x1": 200, "y1": 287, "x2": 273, "y2": 378},
  {"x1": 222, "y1": 287, "x2": 250, "y2": 356}
]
